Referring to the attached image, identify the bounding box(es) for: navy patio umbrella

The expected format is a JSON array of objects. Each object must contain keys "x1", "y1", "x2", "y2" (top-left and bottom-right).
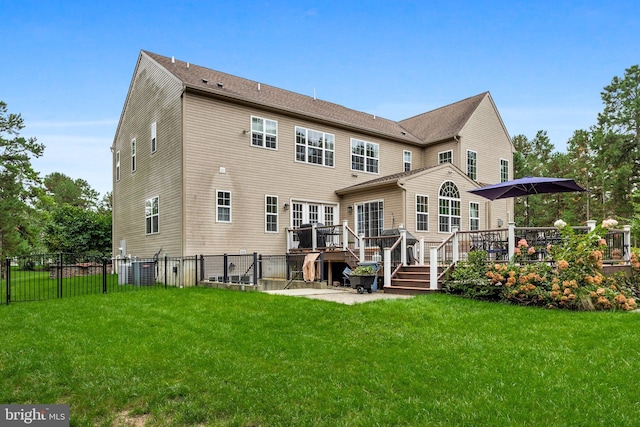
[{"x1": 468, "y1": 176, "x2": 586, "y2": 201}]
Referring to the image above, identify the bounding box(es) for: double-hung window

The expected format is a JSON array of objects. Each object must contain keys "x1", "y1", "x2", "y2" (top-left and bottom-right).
[
  {"x1": 295, "y1": 126, "x2": 334, "y2": 167},
  {"x1": 151, "y1": 122, "x2": 157, "y2": 153},
  {"x1": 500, "y1": 159, "x2": 509, "y2": 182},
  {"x1": 466, "y1": 150, "x2": 477, "y2": 180},
  {"x1": 470, "y1": 202, "x2": 480, "y2": 231},
  {"x1": 265, "y1": 195, "x2": 278, "y2": 233},
  {"x1": 145, "y1": 196, "x2": 159, "y2": 234},
  {"x1": 416, "y1": 195, "x2": 429, "y2": 231},
  {"x1": 217, "y1": 190, "x2": 231, "y2": 223},
  {"x1": 439, "y1": 150, "x2": 453, "y2": 164},
  {"x1": 351, "y1": 139, "x2": 379, "y2": 174},
  {"x1": 131, "y1": 139, "x2": 136, "y2": 172},
  {"x1": 251, "y1": 116, "x2": 277, "y2": 149},
  {"x1": 403, "y1": 150, "x2": 412, "y2": 172}
]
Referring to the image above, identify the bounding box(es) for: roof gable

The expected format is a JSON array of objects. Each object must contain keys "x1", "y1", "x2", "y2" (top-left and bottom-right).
[{"x1": 398, "y1": 92, "x2": 488, "y2": 144}]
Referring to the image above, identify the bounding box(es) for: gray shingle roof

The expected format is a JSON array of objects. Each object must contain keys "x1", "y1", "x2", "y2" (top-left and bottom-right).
[
  {"x1": 143, "y1": 50, "x2": 487, "y2": 146},
  {"x1": 398, "y1": 92, "x2": 488, "y2": 144}
]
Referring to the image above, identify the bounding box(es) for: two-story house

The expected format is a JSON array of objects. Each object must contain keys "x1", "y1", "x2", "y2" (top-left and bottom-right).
[{"x1": 112, "y1": 50, "x2": 514, "y2": 260}]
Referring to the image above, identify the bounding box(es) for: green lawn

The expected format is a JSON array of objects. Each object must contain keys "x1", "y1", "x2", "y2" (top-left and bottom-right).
[{"x1": 1, "y1": 288, "x2": 639, "y2": 426}]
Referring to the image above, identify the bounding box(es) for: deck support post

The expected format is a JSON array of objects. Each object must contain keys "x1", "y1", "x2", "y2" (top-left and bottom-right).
[
  {"x1": 429, "y1": 247, "x2": 438, "y2": 290},
  {"x1": 383, "y1": 247, "x2": 391, "y2": 288},
  {"x1": 508, "y1": 221, "x2": 516, "y2": 260}
]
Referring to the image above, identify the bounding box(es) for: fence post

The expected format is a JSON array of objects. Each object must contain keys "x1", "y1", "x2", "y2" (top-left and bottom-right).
[
  {"x1": 58, "y1": 253, "x2": 63, "y2": 299},
  {"x1": 359, "y1": 234, "x2": 365, "y2": 262},
  {"x1": 102, "y1": 258, "x2": 108, "y2": 294},
  {"x1": 195, "y1": 255, "x2": 199, "y2": 286},
  {"x1": 587, "y1": 220, "x2": 597, "y2": 232},
  {"x1": 451, "y1": 226, "x2": 459, "y2": 264},
  {"x1": 163, "y1": 255, "x2": 168, "y2": 289},
  {"x1": 623, "y1": 225, "x2": 631, "y2": 262},
  {"x1": 397, "y1": 227, "x2": 406, "y2": 266},
  {"x1": 5, "y1": 257, "x2": 10, "y2": 305},
  {"x1": 223, "y1": 254, "x2": 228, "y2": 283},
  {"x1": 253, "y1": 253, "x2": 259, "y2": 285},
  {"x1": 342, "y1": 220, "x2": 349, "y2": 251},
  {"x1": 508, "y1": 221, "x2": 516, "y2": 260}
]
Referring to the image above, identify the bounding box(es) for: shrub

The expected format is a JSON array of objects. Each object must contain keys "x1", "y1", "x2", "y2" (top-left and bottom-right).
[{"x1": 445, "y1": 219, "x2": 640, "y2": 311}]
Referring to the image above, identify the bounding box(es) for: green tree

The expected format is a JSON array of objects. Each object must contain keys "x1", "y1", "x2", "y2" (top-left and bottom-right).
[
  {"x1": 0, "y1": 101, "x2": 45, "y2": 258},
  {"x1": 43, "y1": 204, "x2": 111, "y2": 255},
  {"x1": 43, "y1": 172, "x2": 100, "y2": 209},
  {"x1": 591, "y1": 65, "x2": 640, "y2": 219}
]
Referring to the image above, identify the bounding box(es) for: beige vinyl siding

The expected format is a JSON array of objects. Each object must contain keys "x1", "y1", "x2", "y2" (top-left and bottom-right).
[
  {"x1": 423, "y1": 140, "x2": 458, "y2": 169},
  {"x1": 459, "y1": 96, "x2": 513, "y2": 185},
  {"x1": 182, "y1": 92, "x2": 421, "y2": 254},
  {"x1": 112, "y1": 53, "x2": 183, "y2": 258}
]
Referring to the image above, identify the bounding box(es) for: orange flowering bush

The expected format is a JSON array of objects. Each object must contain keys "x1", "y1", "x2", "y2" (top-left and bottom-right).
[{"x1": 445, "y1": 219, "x2": 640, "y2": 311}]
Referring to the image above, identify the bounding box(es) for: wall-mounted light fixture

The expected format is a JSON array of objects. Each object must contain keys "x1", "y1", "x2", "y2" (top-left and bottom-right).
[
  {"x1": 497, "y1": 219, "x2": 504, "y2": 228},
  {"x1": 242, "y1": 129, "x2": 249, "y2": 135},
  {"x1": 347, "y1": 205, "x2": 353, "y2": 214},
  {"x1": 283, "y1": 203, "x2": 289, "y2": 211}
]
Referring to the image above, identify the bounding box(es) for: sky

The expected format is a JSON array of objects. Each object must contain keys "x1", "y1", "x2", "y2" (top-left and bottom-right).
[{"x1": 2, "y1": 0, "x2": 639, "y2": 197}]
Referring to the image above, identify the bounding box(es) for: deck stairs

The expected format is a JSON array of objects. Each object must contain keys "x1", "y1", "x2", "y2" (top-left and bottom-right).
[{"x1": 383, "y1": 265, "x2": 445, "y2": 295}]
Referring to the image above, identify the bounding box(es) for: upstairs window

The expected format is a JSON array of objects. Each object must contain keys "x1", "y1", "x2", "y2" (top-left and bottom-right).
[
  {"x1": 416, "y1": 195, "x2": 429, "y2": 231},
  {"x1": 216, "y1": 190, "x2": 232, "y2": 223},
  {"x1": 500, "y1": 159, "x2": 509, "y2": 183},
  {"x1": 351, "y1": 139, "x2": 379, "y2": 174},
  {"x1": 131, "y1": 139, "x2": 136, "y2": 172},
  {"x1": 116, "y1": 151, "x2": 120, "y2": 182},
  {"x1": 403, "y1": 150, "x2": 412, "y2": 172},
  {"x1": 265, "y1": 195, "x2": 278, "y2": 233},
  {"x1": 295, "y1": 126, "x2": 334, "y2": 167},
  {"x1": 439, "y1": 150, "x2": 453, "y2": 164},
  {"x1": 151, "y1": 122, "x2": 157, "y2": 153},
  {"x1": 466, "y1": 150, "x2": 477, "y2": 180},
  {"x1": 251, "y1": 116, "x2": 277, "y2": 149},
  {"x1": 145, "y1": 196, "x2": 159, "y2": 234}
]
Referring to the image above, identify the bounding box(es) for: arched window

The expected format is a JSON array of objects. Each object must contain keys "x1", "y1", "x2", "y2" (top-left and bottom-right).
[{"x1": 438, "y1": 181, "x2": 461, "y2": 232}]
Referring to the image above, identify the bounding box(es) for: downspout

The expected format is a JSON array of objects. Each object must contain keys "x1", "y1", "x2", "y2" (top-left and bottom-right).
[{"x1": 453, "y1": 135, "x2": 461, "y2": 170}]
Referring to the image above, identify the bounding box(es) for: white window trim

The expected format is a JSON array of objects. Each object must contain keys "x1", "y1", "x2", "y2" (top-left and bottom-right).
[
  {"x1": 145, "y1": 196, "x2": 159, "y2": 235},
  {"x1": 265, "y1": 195, "x2": 279, "y2": 233},
  {"x1": 403, "y1": 150, "x2": 412, "y2": 171},
  {"x1": 438, "y1": 181, "x2": 461, "y2": 234},
  {"x1": 151, "y1": 122, "x2": 157, "y2": 153},
  {"x1": 251, "y1": 116, "x2": 278, "y2": 150},
  {"x1": 355, "y1": 199, "x2": 384, "y2": 237},
  {"x1": 466, "y1": 149, "x2": 477, "y2": 180},
  {"x1": 350, "y1": 138, "x2": 380, "y2": 174},
  {"x1": 295, "y1": 126, "x2": 335, "y2": 168},
  {"x1": 438, "y1": 150, "x2": 453, "y2": 164},
  {"x1": 216, "y1": 190, "x2": 232, "y2": 223},
  {"x1": 416, "y1": 194, "x2": 429, "y2": 232},
  {"x1": 500, "y1": 158, "x2": 509, "y2": 182},
  {"x1": 469, "y1": 201, "x2": 480, "y2": 231}
]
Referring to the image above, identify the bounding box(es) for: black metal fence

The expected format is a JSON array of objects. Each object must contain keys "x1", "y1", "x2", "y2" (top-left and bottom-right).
[
  {"x1": 1, "y1": 252, "x2": 304, "y2": 305},
  {"x1": 1, "y1": 254, "x2": 206, "y2": 305}
]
